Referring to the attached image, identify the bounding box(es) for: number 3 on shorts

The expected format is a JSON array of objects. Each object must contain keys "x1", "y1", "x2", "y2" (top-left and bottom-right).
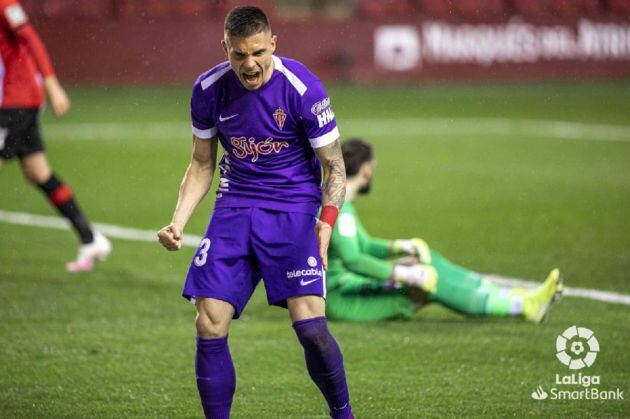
[{"x1": 194, "y1": 238, "x2": 211, "y2": 267}]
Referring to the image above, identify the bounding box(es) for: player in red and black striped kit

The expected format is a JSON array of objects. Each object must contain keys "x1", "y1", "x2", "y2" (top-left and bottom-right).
[{"x1": 0, "y1": 0, "x2": 111, "y2": 271}]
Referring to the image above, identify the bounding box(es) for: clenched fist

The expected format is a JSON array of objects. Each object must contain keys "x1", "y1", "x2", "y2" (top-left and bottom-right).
[{"x1": 157, "y1": 223, "x2": 183, "y2": 251}]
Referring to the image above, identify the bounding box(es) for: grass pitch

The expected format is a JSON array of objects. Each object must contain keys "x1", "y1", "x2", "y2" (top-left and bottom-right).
[{"x1": 1, "y1": 82, "x2": 629, "y2": 418}]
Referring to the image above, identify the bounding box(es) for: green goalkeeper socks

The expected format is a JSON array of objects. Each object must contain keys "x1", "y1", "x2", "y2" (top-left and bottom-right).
[
  {"x1": 484, "y1": 289, "x2": 523, "y2": 316},
  {"x1": 427, "y1": 251, "x2": 488, "y2": 315},
  {"x1": 428, "y1": 251, "x2": 523, "y2": 317}
]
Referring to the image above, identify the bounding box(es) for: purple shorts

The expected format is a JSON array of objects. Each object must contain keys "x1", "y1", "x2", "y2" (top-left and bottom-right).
[{"x1": 182, "y1": 207, "x2": 325, "y2": 318}]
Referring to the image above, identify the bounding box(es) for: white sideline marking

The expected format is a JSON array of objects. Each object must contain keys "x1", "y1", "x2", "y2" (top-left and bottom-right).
[
  {"x1": 484, "y1": 275, "x2": 630, "y2": 306},
  {"x1": 1, "y1": 209, "x2": 629, "y2": 306},
  {"x1": 42, "y1": 118, "x2": 630, "y2": 143},
  {"x1": 0, "y1": 209, "x2": 203, "y2": 247}
]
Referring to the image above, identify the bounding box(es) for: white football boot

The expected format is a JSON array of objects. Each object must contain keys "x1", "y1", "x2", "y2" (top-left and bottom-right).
[{"x1": 66, "y1": 231, "x2": 112, "y2": 272}]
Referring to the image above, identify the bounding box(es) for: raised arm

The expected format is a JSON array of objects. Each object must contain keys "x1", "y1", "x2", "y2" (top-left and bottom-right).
[
  {"x1": 313, "y1": 139, "x2": 346, "y2": 269},
  {"x1": 157, "y1": 136, "x2": 218, "y2": 251}
]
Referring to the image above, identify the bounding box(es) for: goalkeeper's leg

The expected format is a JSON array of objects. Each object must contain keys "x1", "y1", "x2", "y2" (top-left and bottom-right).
[
  {"x1": 426, "y1": 251, "x2": 501, "y2": 315},
  {"x1": 427, "y1": 251, "x2": 562, "y2": 322}
]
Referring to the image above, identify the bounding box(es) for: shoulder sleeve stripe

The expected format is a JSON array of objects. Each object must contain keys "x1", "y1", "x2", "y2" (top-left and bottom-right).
[
  {"x1": 192, "y1": 126, "x2": 217, "y2": 139},
  {"x1": 272, "y1": 56, "x2": 307, "y2": 96},
  {"x1": 200, "y1": 65, "x2": 231, "y2": 91},
  {"x1": 309, "y1": 126, "x2": 339, "y2": 149}
]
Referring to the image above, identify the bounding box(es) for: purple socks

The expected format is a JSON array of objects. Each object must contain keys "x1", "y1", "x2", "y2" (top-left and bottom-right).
[
  {"x1": 293, "y1": 317, "x2": 353, "y2": 419},
  {"x1": 195, "y1": 336, "x2": 236, "y2": 419},
  {"x1": 195, "y1": 319, "x2": 352, "y2": 419}
]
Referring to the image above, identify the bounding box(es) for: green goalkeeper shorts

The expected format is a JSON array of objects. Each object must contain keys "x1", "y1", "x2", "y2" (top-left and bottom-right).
[{"x1": 325, "y1": 274, "x2": 414, "y2": 322}]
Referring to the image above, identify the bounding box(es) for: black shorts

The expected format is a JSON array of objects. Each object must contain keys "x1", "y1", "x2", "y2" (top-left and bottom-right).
[{"x1": 0, "y1": 108, "x2": 44, "y2": 160}]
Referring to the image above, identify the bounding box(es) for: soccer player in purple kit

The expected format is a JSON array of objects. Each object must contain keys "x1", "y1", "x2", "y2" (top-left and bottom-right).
[{"x1": 157, "y1": 6, "x2": 353, "y2": 419}]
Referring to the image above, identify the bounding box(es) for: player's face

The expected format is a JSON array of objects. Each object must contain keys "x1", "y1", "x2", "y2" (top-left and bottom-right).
[
  {"x1": 222, "y1": 30, "x2": 277, "y2": 90},
  {"x1": 359, "y1": 160, "x2": 375, "y2": 195}
]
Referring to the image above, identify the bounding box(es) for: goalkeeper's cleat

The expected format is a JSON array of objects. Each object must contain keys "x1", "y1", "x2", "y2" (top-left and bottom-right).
[
  {"x1": 523, "y1": 268, "x2": 563, "y2": 324},
  {"x1": 66, "y1": 231, "x2": 112, "y2": 272}
]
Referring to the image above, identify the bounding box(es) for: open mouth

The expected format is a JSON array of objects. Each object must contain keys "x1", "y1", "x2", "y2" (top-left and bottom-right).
[{"x1": 242, "y1": 71, "x2": 261, "y2": 87}]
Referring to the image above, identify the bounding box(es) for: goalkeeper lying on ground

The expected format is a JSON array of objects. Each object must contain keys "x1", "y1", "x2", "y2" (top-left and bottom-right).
[{"x1": 326, "y1": 138, "x2": 564, "y2": 323}]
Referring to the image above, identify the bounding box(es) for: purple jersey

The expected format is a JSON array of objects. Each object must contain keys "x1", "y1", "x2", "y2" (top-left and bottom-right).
[{"x1": 190, "y1": 55, "x2": 339, "y2": 216}]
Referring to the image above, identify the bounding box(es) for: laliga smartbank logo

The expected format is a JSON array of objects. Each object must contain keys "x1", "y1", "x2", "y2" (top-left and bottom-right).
[
  {"x1": 556, "y1": 325, "x2": 599, "y2": 369},
  {"x1": 530, "y1": 326, "x2": 624, "y2": 402}
]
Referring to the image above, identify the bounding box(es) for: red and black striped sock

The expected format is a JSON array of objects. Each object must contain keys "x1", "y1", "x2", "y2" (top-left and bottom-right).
[{"x1": 37, "y1": 174, "x2": 94, "y2": 244}]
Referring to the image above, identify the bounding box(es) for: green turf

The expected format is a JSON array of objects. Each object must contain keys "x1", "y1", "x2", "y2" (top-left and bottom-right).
[{"x1": 1, "y1": 83, "x2": 629, "y2": 417}]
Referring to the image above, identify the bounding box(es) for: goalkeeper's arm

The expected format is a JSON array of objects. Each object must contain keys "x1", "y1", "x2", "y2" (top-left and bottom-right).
[
  {"x1": 334, "y1": 232, "x2": 394, "y2": 281},
  {"x1": 355, "y1": 222, "x2": 392, "y2": 259},
  {"x1": 334, "y1": 234, "x2": 436, "y2": 294},
  {"x1": 356, "y1": 221, "x2": 431, "y2": 264}
]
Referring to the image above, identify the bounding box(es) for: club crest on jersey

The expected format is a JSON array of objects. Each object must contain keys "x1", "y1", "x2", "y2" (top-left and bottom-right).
[
  {"x1": 273, "y1": 108, "x2": 287, "y2": 130},
  {"x1": 230, "y1": 137, "x2": 289, "y2": 162}
]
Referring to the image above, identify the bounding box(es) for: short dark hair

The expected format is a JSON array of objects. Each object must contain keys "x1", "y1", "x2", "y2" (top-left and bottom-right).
[
  {"x1": 342, "y1": 138, "x2": 373, "y2": 177},
  {"x1": 224, "y1": 6, "x2": 270, "y2": 38}
]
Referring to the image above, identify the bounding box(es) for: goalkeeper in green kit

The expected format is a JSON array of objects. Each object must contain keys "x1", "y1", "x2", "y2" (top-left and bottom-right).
[{"x1": 326, "y1": 138, "x2": 563, "y2": 323}]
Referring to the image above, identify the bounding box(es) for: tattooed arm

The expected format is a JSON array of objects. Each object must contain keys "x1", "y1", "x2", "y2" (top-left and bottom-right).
[
  {"x1": 315, "y1": 139, "x2": 346, "y2": 208},
  {"x1": 313, "y1": 139, "x2": 346, "y2": 269}
]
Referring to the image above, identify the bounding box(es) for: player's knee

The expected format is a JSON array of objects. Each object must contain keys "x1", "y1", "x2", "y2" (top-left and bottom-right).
[
  {"x1": 294, "y1": 318, "x2": 334, "y2": 353},
  {"x1": 22, "y1": 165, "x2": 51, "y2": 185},
  {"x1": 195, "y1": 313, "x2": 229, "y2": 339},
  {"x1": 20, "y1": 154, "x2": 52, "y2": 184},
  {"x1": 22, "y1": 167, "x2": 41, "y2": 185}
]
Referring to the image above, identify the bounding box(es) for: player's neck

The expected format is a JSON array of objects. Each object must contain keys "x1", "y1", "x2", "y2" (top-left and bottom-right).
[
  {"x1": 261, "y1": 57, "x2": 276, "y2": 86},
  {"x1": 345, "y1": 180, "x2": 361, "y2": 203}
]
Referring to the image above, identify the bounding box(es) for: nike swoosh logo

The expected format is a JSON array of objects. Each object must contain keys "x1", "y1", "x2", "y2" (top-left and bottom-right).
[
  {"x1": 300, "y1": 278, "x2": 319, "y2": 286},
  {"x1": 219, "y1": 114, "x2": 238, "y2": 122}
]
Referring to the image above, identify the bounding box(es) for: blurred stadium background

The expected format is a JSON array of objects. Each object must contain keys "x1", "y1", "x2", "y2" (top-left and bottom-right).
[
  {"x1": 1, "y1": 1, "x2": 629, "y2": 417},
  {"x1": 19, "y1": 0, "x2": 630, "y2": 83}
]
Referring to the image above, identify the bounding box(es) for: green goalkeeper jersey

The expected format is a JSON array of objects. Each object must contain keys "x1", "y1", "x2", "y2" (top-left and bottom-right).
[
  {"x1": 327, "y1": 202, "x2": 395, "y2": 291},
  {"x1": 326, "y1": 203, "x2": 533, "y2": 322}
]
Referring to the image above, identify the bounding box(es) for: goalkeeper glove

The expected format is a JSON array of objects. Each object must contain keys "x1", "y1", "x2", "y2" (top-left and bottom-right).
[
  {"x1": 392, "y1": 264, "x2": 437, "y2": 293},
  {"x1": 392, "y1": 238, "x2": 431, "y2": 264}
]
